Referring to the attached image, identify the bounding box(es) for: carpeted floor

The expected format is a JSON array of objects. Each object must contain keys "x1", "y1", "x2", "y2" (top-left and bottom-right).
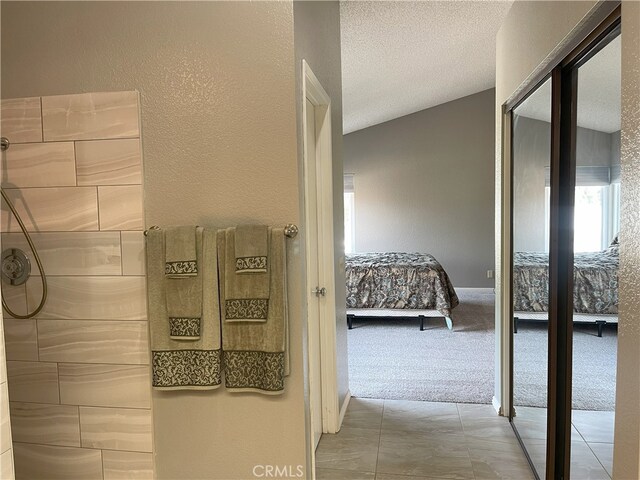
[{"x1": 348, "y1": 288, "x2": 617, "y2": 410}]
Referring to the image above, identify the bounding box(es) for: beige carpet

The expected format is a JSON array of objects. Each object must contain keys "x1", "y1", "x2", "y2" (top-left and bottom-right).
[{"x1": 348, "y1": 288, "x2": 617, "y2": 410}]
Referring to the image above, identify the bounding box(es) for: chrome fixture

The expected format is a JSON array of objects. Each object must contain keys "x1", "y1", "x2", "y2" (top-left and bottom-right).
[
  {"x1": 144, "y1": 224, "x2": 300, "y2": 238},
  {"x1": 1, "y1": 137, "x2": 48, "y2": 319},
  {"x1": 311, "y1": 286, "x2": 326, "y2": 297},
  {"x1": 2, "y1": 248, "x2": 31, "y2": 286}
]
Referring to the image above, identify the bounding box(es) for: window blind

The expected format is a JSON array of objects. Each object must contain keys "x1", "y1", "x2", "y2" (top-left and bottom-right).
[
  {"x1": 344, "y1": 173, "x2": 355, "y2": 193},
  {"x1": 544, "y1": 165, "x2": 613, "y2": 186}
]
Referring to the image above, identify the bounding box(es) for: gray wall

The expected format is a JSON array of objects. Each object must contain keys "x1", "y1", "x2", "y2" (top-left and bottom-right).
[
  {"x1": 293, "y1": 2, "x2": 349, "y2": 412},
  {"x1": 513, "y1": 115, "x2": 620, "y2": 252},
  {"x1": 1, "y1": 2, "x2": 308, "y2": 478},
  {"x1": 343, "y1": 89, "x2": 495, "y2": 288}
]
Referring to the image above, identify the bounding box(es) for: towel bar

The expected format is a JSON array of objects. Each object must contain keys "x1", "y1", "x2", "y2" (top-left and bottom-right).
[{"x1": 144, "y1": 224, "x2": 299, "y2": 238}]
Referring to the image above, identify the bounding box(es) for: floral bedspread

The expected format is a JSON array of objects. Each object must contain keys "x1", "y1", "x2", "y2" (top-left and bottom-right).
[
  {"x1": 513, "y1": 245, "x2": 618, "y2": 314},
  {"x1": 345, "y1": 252, "x2": 459, "y2": 318}
]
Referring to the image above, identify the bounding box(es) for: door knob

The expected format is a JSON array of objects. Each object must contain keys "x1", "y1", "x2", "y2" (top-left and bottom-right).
[{"x1": 312, "y1": 287, "x2": 326, "y2": 297}]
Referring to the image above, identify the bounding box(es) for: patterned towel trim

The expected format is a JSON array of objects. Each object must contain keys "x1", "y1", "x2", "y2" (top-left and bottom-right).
[
  {"x1": 165, "y1": 260, "x2": 198, "y2": 275},
  {"x1": 223, "y1": 350, "x2": 285, "y2": 392},
  {"x1": 225, "y1": 298, "x2": 269, "y2": 320},
  {"x1": 169, "y1": 318, "x2": 201, "y2": 338},
  {"x1": 152, "y1": 349, "x2": 221, "y2": 388},
  {"x1": 235, "y1": 256, "x2": 268, "y2": 272}
]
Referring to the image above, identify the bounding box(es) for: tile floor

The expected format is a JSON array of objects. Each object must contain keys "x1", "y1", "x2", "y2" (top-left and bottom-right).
[
  {"x1": 315, "y1": 399, "x2": 535, "y2": 480},
  {"x1": 514, "y1": 406, "x2": 613, "y2": 479}
]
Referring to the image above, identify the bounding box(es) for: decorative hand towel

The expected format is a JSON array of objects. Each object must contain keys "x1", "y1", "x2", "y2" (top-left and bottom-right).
[
  {"x1": 147, "y1": 227, "x2": 222, "y2": 390},
  {"x1": 218, "y1": 227, "x2": 290, "y2": 394},
  {"x1": 235, "y1": 224, "x2": 269, "y2": 273},
  {"x1": 165, "y1": 227, "x2": 202, "y2": 340},
  {"x1": 165, "y1": 226, "x2": 198, "y2": 277},
  {"x1": 224, "y1": 227, "x2": 270, "y2": 322}
]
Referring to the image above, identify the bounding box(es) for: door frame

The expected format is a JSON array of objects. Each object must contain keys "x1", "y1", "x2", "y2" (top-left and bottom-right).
[{"x1": 301, "y1": 60, "x2": 340, "y2": 438}]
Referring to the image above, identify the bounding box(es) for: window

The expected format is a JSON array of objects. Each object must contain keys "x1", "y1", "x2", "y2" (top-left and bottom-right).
[
  {"x1": 344, "y1": 174, "x2": 355, "y2": 254},
  {"x1": 543, "y1": 165, "x2": 620, "y2": 252}
]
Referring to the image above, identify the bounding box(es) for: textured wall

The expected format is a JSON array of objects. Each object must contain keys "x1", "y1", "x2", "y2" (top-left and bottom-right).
[
  {"x1": 1, "y1": 2, "x2": 307, "y2": 479},
  {"x1": 343, "y1": 89, "x2": 495, "y2": 288},
  {"x1": 496, "y1": 0, "x2": 640, "y2": 476},
  {"x1": 1, "y1": 92, "x2": 150, "y2": 479},
  {"x1": 293, "y1": 0, "x2": 350, "y2": 420},
  {"x1": 613, "y1": 2, "x2": 640, "y2": 478}
]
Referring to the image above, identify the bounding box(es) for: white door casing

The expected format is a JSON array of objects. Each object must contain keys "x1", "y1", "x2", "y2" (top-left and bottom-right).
[{"x1": 302, "y1": 60, "x2": 340, "y2": 452}]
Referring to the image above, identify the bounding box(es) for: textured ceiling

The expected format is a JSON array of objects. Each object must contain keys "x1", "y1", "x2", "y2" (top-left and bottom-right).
[
  {"x1": 340, "y1": 0, "x2": 513, "y2": 134},
  {"x1": 516, "y1": 36, "x2": 621, "y2": 133}
]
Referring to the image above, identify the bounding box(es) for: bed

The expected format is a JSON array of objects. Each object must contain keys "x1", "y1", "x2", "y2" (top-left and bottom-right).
[
  {"x1": 345, "y1": 252, "x2": 459, "y2": 331},
  {"x1": 513, "y1": 237, "x2": 619, "y2": 337}
]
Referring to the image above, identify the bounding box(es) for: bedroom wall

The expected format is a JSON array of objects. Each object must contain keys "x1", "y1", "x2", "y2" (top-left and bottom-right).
[
  {"x1": 1, "y1": 2, "x2": 308, "y2": 479},
  {"x1": 343, "y1": 89, "x2": 495, "y2": 288},
  {"x1": 512, "y1": 115, "x2": 618, "y2": 252}
]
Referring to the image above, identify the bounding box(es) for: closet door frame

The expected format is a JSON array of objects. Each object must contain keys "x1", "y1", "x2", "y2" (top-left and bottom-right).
[{"x1": 507, "y1": 6, "x2": 621, "y2": 480}]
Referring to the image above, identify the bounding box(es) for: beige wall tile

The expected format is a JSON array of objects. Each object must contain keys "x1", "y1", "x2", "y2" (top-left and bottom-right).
[
  {"x1": 59, "y1": 363, "x2": 151, "y2": 408},
  {"x1": 1, "y1": 283, "x2": 28, "y2": 319},
  {"x1": 27, "y1": 276, "x2": 147, "y2": 320},
  {"x1": 0, "y1": 448, "x2": 14, "y2": 480},
  {"x1": 2, "y1": 232, "x2": 122, "y2": 276},
  {"x1": 13, "y1": 443, "x2": 102, "y2": 480},
  {"x1": 103, "y1": 450, "x2": 153, "y2": 480},
  {"x1": 6, "y1": 361, "x2": 59, "y2": 404},
  {"x1": 42, "y1": 91, "x2": 139, "y2": 142},
  {"x1": 98, "y1": 185, "x2": 143, "y2": 231},
  {"x1": 1, "y1": 385, "x2": 11, "y2": 453},
  {"x1": 80, "y1": 406, "x2": 152, "y2": 452},
  {"x1": 76, "y1": 138, "x2": 142, "y2": 186},
  {"x1": 3, "y1": 319, "x2": 38, "y2": 361},
  {"x1": 1, "y1": 142, "x2": 76, "y2": 188},
  {"x1": 0, "y1": 97, "x2": 42, "y2": 144},
  {"x1": 10, "y1": 402, "x2": 80, "y2": 447},
  {"x1": 1, "y1": 187, "x2": 99, "y2": 233},
  {"x1": 121, "y1": 231, "x2": 146, "y2": 275},
  {"x1": 38, "y1": 320, "x2": 149, "y2": 364}
]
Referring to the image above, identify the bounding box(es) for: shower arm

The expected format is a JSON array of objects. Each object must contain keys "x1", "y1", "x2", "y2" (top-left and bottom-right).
[{"x1": 1, "y1": 137, "x2": 48, "y2": 319}]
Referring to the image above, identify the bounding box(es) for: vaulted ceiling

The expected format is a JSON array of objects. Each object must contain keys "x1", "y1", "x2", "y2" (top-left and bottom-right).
[{"x1": 340, "y1": 1, "x2": 513, "y2": 134}]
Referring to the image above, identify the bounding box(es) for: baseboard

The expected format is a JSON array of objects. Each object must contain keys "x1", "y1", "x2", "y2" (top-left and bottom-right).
[
  {"x1": 337, "y1": 390, "x2": 352, "y2": 431},
  {"x1": 455, "y1": 287, "x2": 495, "y2": 294},
  {"x1": 492, "y1": 395, "x2": 503, "y2": 416}
]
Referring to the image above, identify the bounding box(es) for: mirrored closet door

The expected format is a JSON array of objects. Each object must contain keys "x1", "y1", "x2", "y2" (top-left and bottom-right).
[{"x1": 509, "y1": 9, "x2": 620, "y2": 480}]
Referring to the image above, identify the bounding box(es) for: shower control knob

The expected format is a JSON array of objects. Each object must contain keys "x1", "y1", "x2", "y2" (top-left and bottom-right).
[{"x1": 1, "y1": 248, "x2": 31, "y2": 286}]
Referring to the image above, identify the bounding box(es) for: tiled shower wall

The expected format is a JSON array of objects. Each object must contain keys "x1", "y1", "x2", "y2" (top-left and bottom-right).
[{"x1": 0, "y1": 92, "x2": 153, "y2": 480}]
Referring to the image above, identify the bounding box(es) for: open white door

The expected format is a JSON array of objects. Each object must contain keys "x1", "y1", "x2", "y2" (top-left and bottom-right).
[{"x1": 302, "y1": 60, "x2": 340, "y2": 457}]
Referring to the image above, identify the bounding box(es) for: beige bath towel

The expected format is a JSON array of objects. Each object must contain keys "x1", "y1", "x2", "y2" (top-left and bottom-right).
[
  {"x1": 224, "y1": 227, "x2": 270, "y2": 322},
  {"x1": 147, "y1": 227, "x2": 221, "y2": 390},
  {"x1": 164, "y1": 227, "x2": 202, "y2": 340},
  {"x1": 235, "y1": 224, "x2": 268, "y2": 273},
  {"x1": 165, "y1": 226, "x2": 198, "y2": 277},
  {"x1": 218, "y1": 227, "x2": 289, "y2": 394}
]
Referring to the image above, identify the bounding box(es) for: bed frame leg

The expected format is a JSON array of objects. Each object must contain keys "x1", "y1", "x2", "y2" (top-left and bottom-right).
[
  {"x1": 419, "y1": 315, "x2": 425, "y2": 331},
  {"x1": 445, "y1": 317, "x2": 453, "y2": 331},
  {"x1": 514, "y1": 317, "x2": 519, "y2": 334},
  {"x1": 596, "y1": 320, "x2": 606, "y2": 338},
  {"x1": 347, "y1": 314, "x2": 354, "y2": 330}
]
